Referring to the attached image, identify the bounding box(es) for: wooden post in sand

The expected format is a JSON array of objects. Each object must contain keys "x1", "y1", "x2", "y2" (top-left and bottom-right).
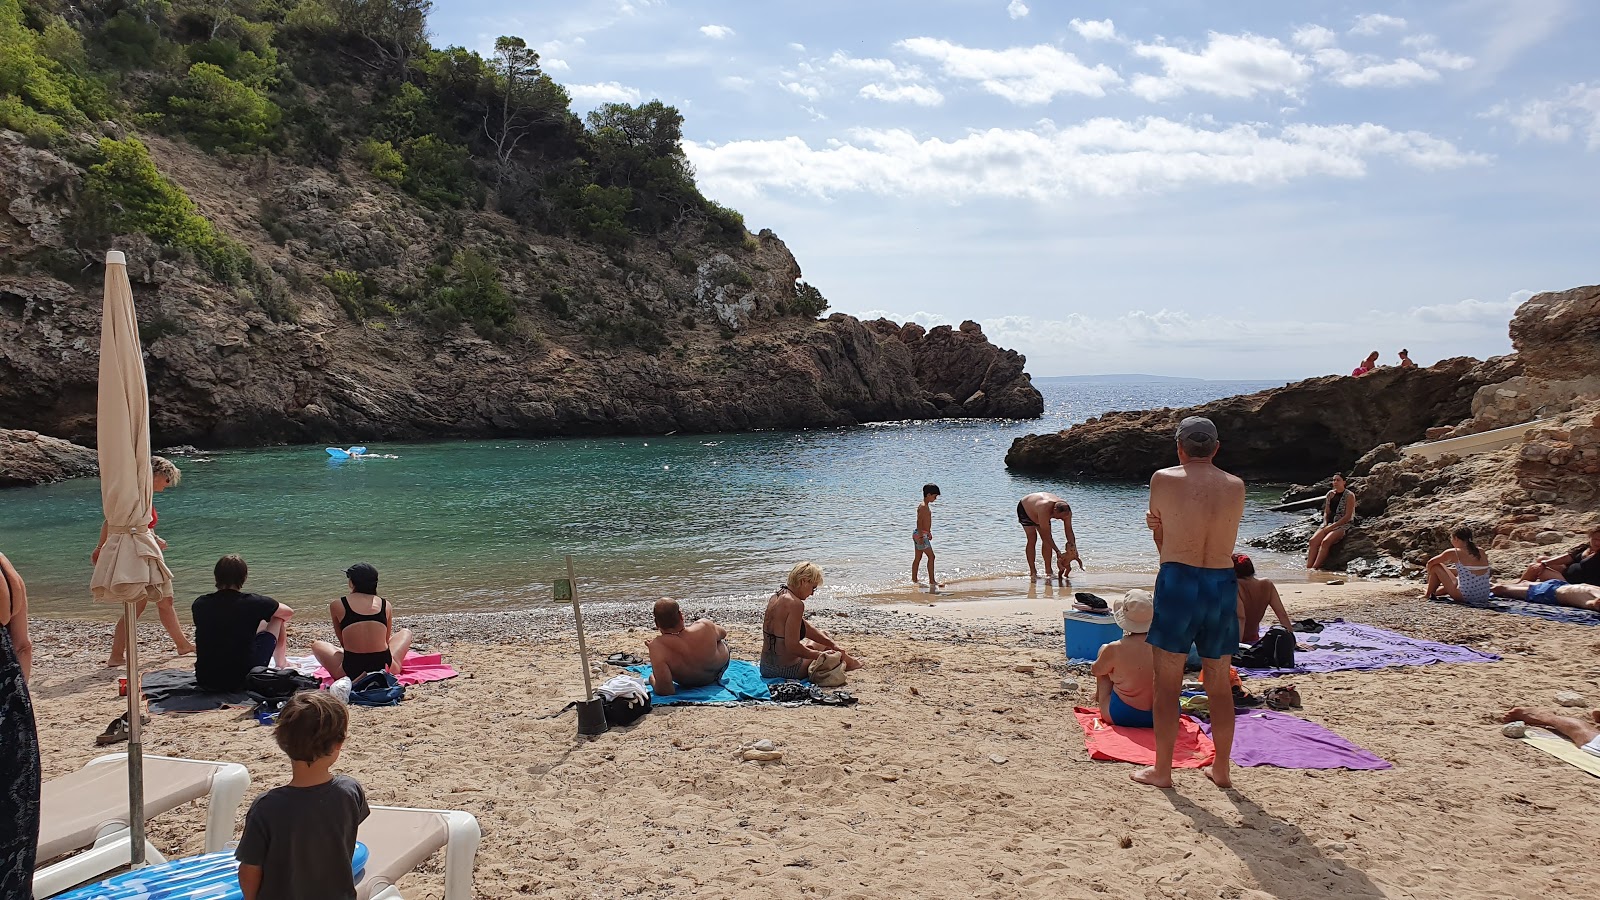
[{"x1": 560, "y1": 555, "x2": 608, "y2": 736}]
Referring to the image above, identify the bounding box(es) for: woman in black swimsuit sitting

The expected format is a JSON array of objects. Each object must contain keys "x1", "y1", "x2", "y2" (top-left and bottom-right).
[
  {"x1": 760, "y1": 562, "x2": 861, "y2": 679},
  {"x1": 310, "y1": 563, "x2": 413, "y2": 680}
]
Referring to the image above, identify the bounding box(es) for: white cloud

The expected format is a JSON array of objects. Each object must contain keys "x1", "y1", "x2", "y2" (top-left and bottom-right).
[
  {"x1": 720, "y1": 75, "x2": 754, "y2": 91},
  {"x1": 897, "y1": 38, "x2": 1121, "y2": 104},
  {"x1": 1485, "y1": 82, "x2": 1600, "y2": 149},
  {"x1": 1416, "y1": 48, "x2": 1475, "y2": 71},
  {"x1": 1007, "y1": 0, "x2": 1029, "y2": 19},
  {"x1": 1333, "y1": 58, "x2": 1440, "y2": 88},
  {"x1": 1350, "y1": 13, "x2": 1407, "y2": 36},
  {"x1": 1291, "y1": 25, "x2": 1337, "y2": 50},
  {"x1": 684, "y1": 117, "x2": 1485, "y2": 201},
  {"x1": 826, "y1": 52, "x2": 905, "y2": 77},
  {"x1": 1130, "y1": 32, "x2": 1311, "y2": 101},
  {"x1": 1409, "y1": 295, "x2": 1522, "y2": 325},
  {"x1": 788, "y1": 42, "x2": 806, "y2": 52},
  {"x1": 699, "y1": 24, "x2": 734, "y2": 39},
  {"x1": 859, "y1": 82, "x2": 945, "y2": 106},
  {"x1": 1070, "y1": 18, "x2": 1116, "y2": 41},
  {"x1": 566, "y1": 81, "x2": 642, "y2": 104},
  {"x1": 781, "y1": 81, "x2": 824, "y2": 102}
]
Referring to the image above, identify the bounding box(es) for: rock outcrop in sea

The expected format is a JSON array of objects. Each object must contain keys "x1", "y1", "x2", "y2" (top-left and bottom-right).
[
  {"x1": 1004, "y1": 357, "x2": 1508, "y2": 483},
  {"x1": 1271, "y1": 285, "x2": 1600, "y2": 571},
  {"x1": 0, "y1": 429, "x2": 98, "y2": 488}
]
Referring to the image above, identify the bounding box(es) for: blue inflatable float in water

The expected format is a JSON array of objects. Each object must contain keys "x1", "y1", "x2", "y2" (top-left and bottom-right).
[
  {"x1": 325, "y1": 446, "x2": 368, "y2": 459},
  {"x1": 53, "y1": 844, "x2": 368, "y2": 899}
]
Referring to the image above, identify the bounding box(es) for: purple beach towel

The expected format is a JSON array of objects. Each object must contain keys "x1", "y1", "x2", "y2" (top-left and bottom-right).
[
  {"x1": 1237, "y1": 620, "x2": 1499, "y2": 677},
  {"x1": 1202, "y1": 710, "x2": 1391, "y2": 770}
]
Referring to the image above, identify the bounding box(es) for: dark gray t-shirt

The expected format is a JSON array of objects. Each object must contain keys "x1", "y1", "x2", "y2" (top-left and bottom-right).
[{"x1": 235, "y1": 774, "x2": 369, "y2": 900}]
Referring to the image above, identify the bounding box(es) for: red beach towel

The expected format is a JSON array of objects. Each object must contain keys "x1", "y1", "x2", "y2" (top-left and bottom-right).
[{"x1": 1072, "y1": 707, "x2": 1215, "y2": 768}]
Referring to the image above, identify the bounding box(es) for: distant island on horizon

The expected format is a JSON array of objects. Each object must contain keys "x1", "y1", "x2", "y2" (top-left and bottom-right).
[{"x1": 1033, "y1": 374, "x2": 1255, "y2": 384}]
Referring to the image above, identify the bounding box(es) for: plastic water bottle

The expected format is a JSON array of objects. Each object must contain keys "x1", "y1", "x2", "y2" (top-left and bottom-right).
[{"x1": 329, "y1": 677, "x2": 352, "y2": 705}]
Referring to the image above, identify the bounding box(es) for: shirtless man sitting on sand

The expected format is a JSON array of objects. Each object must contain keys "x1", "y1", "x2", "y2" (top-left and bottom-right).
[
  {"x1": 1502, "y1": 707, "x2": 1600, "y2": 758},
  {"x1": 1489, "y1": 579, "x2": 1600, "y2": 611},
  {"x1": 1136, "y1": 416, "x2": 1246, "y2": 790},
  {"x1": 644, "y1": 599, "x2": 732, "y2": 696},
  {"x1": 1017, "y1": 491, "x2": 1080, "y2": 581}
]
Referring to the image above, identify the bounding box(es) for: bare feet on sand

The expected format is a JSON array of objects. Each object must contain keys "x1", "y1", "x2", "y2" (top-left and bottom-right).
[
  {"x1": 176, "y1": 642, "x2": 196, "y2": 656},
  {"x1": 1205, "y1": 766, "x2": 1233, "y2": 789},
  {"x1": 1130, "y1": 767, "x2": 1172, "y2": 788},
  {"x1": 1502, "y1": 707, "x2": 1530, "y2": 724}
]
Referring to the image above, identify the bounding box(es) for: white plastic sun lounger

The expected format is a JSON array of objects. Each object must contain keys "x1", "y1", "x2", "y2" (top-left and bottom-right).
[
  {"x1": 357, "y1": 805, "x2": 481, "y2": 900},
  {"x1": 32, "y1": 753, "x2": 250, "y2": 898}
]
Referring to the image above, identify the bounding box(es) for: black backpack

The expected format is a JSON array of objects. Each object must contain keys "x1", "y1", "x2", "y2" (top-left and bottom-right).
[
  {"x1": 1236, "y1": 626, "x2": 1296, "y2": 669},
  {"x1": 602, "y1": 692, "x2": 651, "y2": 726},
  {"x1": 245, "y1": 666, "x2": 321, "y2": 699}
]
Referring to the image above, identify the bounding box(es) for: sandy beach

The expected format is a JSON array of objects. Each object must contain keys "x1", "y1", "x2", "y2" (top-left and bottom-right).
[{"x1": 25, "y1": 580, "x2": 1600, "y2": 899}]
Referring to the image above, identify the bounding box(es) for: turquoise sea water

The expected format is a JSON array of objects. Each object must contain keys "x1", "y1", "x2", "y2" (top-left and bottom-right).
[{"x1": 2, "y1": 380, "x2": 1296, "y2": 617}]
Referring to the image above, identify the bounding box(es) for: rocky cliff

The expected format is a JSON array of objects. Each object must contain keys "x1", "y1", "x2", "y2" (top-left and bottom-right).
[
  {"x1": 0, "y1": 429, "x2": 98, "y2": 488},
  {"x1": 1249, "y1": 284, "x2": 1600, "y2": 572},
  {"x1": 1004, "y1": 357, "x2": 1507, "y2": 483},
  {"x1": 0, "y1": 130, "x2": 1040, "y2": 450}
]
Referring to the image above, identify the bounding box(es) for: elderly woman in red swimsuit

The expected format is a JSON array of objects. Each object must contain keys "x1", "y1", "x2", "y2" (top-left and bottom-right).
[{"x1": 310, "y1": 563, "x2": 413, "y2": 680}]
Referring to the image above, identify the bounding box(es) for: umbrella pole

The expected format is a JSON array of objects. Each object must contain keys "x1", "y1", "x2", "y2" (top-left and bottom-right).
[{"x1": 124, "y1": 598, "x2": 146, "y2": 867}]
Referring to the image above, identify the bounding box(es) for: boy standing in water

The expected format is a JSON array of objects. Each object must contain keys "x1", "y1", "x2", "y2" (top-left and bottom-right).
[{"x1": 912, "y1": 484, "x2": 942, "y2": 592}]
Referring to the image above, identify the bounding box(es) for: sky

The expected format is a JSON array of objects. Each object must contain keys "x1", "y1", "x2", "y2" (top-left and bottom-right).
[{"x1": 429, "y1": 0, "x2": 1599, "y2": 379}]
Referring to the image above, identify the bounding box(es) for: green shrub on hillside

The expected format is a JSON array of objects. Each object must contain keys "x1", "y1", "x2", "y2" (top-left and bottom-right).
[
  {"x1": 792, "y1": 281, "x2": 830, "y2": 318},
  {"x1": 82, "y1": 137, "x2": 258, "y2": 285},
  {"x1": 429, "y1": 249, "x2": 514, "y2": 332},
  {"x1": 324, "y1": 269, "x2": 394, "y2": 320},
  {"x1": 401, "y1": 134, "x2": 480, "y2": 208},
  {"x1": 357, "y1": 138, "x2": 406, "y2": 184},
  {"x1": 571, "y1": 183, "x2": 631, "y2": 247},
  {"x1": 161, "y1": 62, "x2": 282, "y2": 152},
  {"x1": 0, "y1": 0, "x2": 113, "y2": 144}
]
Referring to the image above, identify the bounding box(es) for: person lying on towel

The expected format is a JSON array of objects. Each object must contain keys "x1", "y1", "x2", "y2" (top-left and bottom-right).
[
  {"x1": 1091, "y1": 591, "x2": 1157, "y2": 728},
  {"x1": 644, "y1": 599, "x2": 731, "y2": 696},
  {"x1": 1503, "y1": 706, "x2": 1600, "y2": 758},
  {"x1": 1490, "y1": 579, "x2": 1600, "y2": 611}
]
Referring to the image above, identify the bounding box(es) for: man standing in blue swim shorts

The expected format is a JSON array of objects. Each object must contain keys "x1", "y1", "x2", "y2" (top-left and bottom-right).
[{"x1": 1133, "y1": 416, "x2": 1246, "y2": 790}]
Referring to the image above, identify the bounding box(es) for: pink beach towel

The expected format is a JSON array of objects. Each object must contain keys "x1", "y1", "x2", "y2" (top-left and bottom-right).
[
  {"x1": 317, "y1": 651, "x2": 458, "y2": 687},
  {"x1": 1072, "y1": 707, "x2": 1215, "y2": 768}
]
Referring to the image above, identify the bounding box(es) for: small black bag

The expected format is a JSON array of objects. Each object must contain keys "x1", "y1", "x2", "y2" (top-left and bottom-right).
[
  {"x1": 1236, "y1": 626, "x2": 1296, "y2": 669},
  {"x1": 602, "y1": 692, "x2": 651, "y2": 726},
  {"x1": 245, "y1": 666, "x2": 320, "y2": 699}
]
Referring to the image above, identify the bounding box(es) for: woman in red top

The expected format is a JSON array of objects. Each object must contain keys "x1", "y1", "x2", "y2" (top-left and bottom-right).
[{"x1": 95, "y1": 457, "x2": 196, "y2": 665}]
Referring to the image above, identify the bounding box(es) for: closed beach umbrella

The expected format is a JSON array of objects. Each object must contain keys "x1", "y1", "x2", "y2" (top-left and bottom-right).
[{"x1": 88, "y1": 249, "x2": 173, "y2": 868}]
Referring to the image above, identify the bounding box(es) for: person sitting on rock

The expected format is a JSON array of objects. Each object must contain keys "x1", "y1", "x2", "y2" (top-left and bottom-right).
[
  {"x1": 1502, "y1": 706, "x2": 1600, "y2": 758},
  {"x1": 1351, "y1": 351, "x2": 1379, "y2": 376},
  {"x1": 1091, "y1": 590, "x2": 1156, "y2": 727},
  {"x1": 644, "y1": 599, "x2": 731, "y2": 696},
  {"x1": 1423, "y1": 526, "x2": 1493, "y2": 604},
  {"x1": 1233, "y1": 553, "x2": 1293, "y2": 643},
  {"x1": 1305, "y1": 473, "x2": 1356, "y2": 570},
  {"x1": 1520, "y1": 524, "x2": 1600, "y2": 586},
  {"x1": 1489, "y1": 579, "x2": 1600, "y2": 611},
  {"x1": 1397, "y1": 349, "x2": 1417, "y2": 369}
]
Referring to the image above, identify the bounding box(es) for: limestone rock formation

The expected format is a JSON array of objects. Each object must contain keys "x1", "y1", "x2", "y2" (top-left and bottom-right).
[
  {"x1": 0, "y1": 429, "x2": 97, "y2": 488},
  {"x1": 1005, "y1": 359, "x2": 1497, "y2": 483},
  {"x1": 0, "y1": 132, "x2": 1041, "y2": 450}
]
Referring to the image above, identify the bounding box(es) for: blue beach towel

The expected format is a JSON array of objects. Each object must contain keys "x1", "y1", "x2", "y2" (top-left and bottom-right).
[
  {"x1": 627, "y1": 659, "x2": 784, "y2": 705},
  {"x1": 1482, "y1": 596, "x2": 1600, "y2": 626}
]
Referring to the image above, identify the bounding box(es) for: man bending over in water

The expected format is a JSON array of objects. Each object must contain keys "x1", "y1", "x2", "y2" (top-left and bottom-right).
[
  {"x1": 1502, "y1": 707, "x2": 1600, "y2": 758},
  {"x1": 1017, "y1": 492, "x2": 1079, "y2": 581},
  {"x1": 1489, "y1": 579, "x2": 1600, "y2": 611},
  {"x1": 1136, "y1": 416, "x2": 1246, "y2": 790},
  {"x1": 644, "y1": 599, "x2": 732, "y2": 696}
]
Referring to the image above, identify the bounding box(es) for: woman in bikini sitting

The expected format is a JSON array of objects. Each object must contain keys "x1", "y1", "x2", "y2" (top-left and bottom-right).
[
  {"x1": 310, "y1": 563, "x2": 413, "y2": 681},
  {"x1": 1424, "y1": 525, "x2": 1493, "y2": 604},
  {"x1": 760, "y1": 562, "x2": 862, "y2": 680},
  {"x1": 1305, "y1": 473, "x2": 1356, "y2": 570}
]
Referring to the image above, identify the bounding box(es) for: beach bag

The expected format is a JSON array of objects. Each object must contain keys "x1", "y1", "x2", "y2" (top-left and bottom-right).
[
  {"x1": 245, "y1": 666, "x2": 320, "y2": 699},
  {"x1": 1236, "y1": 626, "x2": 1296, "y2": 669},
  {"x1": 596, "y1": 674, "x2": 651, "y2": 726},
  {"x1": 349, "y1": 671, "x2": 405, "y2": 707},
  {"x1": 808, "y1": 651, "x2": 848, "y2": 688}
]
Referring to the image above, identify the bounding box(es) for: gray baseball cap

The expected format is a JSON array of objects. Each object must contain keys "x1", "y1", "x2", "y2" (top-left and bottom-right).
[{"x1": 1176, "y1": 416, "x2": 1218, "y2": 452}]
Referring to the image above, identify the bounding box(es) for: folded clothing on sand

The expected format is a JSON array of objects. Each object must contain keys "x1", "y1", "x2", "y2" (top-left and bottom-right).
[
  {"x1": 1071, "y1": 707, "x2": 1214, "y2": 768},
  {"x1": 1235, "y1": 620, "x2": 1499, "y2": 677},
  {"x1": 628, "y1": 659, "x2": 781, "y2": 705},
  {"x1": 1200, "y1": 710, "x2": 1391, "y2": 770}
]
